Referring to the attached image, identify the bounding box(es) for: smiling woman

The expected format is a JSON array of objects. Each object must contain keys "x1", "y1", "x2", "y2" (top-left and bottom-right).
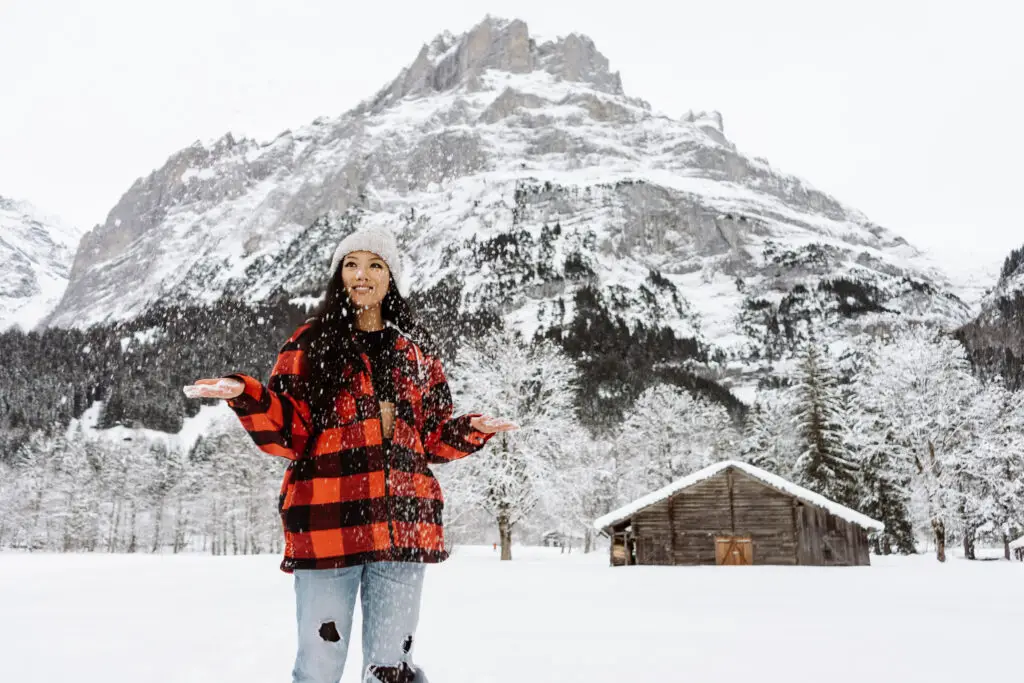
[{"x1": 181, "y1": 226, "x2": 517, "y2": 683}]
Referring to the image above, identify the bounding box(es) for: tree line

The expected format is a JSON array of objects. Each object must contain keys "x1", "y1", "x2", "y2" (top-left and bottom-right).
[{"x1": 3, "y1": 320, "x2": 1021, "y2": 561}]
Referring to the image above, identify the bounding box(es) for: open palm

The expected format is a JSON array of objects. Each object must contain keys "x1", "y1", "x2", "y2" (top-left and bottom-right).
[{"x1": 470, "y1": 416, "x2": 519, "y2": 433}]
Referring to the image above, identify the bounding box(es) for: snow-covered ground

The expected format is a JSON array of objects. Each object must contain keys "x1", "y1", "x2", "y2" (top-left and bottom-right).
[{"x1": 1, "y1": 545, "x2": 1019, "y2": 682}]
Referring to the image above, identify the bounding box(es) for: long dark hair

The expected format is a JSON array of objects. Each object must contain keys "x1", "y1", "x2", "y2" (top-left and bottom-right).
[{"x1": 304, "y1": 265, "x2": 437, "y2": 428}]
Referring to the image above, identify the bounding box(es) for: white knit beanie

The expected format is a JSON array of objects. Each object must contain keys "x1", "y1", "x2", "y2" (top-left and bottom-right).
[{"x1": 328, "y1": 226, "x2": 407, "y2": 297}]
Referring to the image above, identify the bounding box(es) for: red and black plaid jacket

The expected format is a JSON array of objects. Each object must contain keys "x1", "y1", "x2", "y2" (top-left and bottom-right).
[{"x1": 224, "y1": 321, "x2": 493, "y2": 572}]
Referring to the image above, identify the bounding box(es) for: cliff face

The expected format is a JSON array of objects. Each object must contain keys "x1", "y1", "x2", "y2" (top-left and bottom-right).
[
  {"x1": 0, "y1": 195, "x2": 81, "y2": 331},
  {"x1": 957, "y1": 245, "x2": 1024, "y2": 388}
]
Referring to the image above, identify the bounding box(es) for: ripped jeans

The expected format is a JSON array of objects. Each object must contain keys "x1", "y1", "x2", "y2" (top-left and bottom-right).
[{"x1": 292, "y1": 562, "x2": 428, "y2": 683}]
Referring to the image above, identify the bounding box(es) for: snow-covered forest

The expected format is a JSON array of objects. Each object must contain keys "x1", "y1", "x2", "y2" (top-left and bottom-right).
[{"x1": 2, "y1": 321, "x2": 1021, "y2": 562}]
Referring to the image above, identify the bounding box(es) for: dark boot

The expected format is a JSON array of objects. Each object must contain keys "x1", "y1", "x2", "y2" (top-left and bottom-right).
[{"x1": 365, "y1": 662, "x2": 429, "y2": 683}]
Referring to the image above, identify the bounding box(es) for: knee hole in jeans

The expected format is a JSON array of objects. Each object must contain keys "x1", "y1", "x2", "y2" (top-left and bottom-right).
[{"x1": 319, "y1": 620, "x2": 341, "y2": 643}]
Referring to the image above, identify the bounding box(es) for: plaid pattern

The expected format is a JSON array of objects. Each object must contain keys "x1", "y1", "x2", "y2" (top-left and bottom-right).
[{"x1": 225, "y1": 322, "x2": 493, "y2": 572}]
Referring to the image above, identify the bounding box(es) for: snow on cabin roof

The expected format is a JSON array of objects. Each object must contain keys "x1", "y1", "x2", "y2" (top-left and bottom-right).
[
  {"x1": 592, "y1": 460, "x2": 885, "y2": 532},
  {"x1": 1010, "y1": 536, "x2": 1024, "y2": 550}
]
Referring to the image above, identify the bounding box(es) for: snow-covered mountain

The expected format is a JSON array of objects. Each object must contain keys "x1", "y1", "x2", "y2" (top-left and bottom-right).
[
  {"x1": 956, "y1": 244, "x2": 1024, "y2": 388},
  {"x1": 45, "y1": 16, "x2": 972, "y2": 397},
  {"x1": 982, "y1": 247, "x2": 1024, "y2": 305},
  {"x1": 960, "y1": 246, "x2": 1024, "y2": 338},
  {"x1": 0, "y1": 196, "x2": 82, "y2": 331}
]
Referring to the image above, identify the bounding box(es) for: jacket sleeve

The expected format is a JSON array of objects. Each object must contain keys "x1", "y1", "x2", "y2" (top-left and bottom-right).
[
  {"x1": 222, "y1": 323, "x2": 314, "y2": 460},
  {"x1": 419, "y1": 352, "x2": 495, "y2": 464}
]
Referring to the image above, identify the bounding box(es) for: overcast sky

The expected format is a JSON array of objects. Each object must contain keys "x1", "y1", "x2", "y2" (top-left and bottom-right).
[{"x1": 1, "y1": 0, "x2": 1021, "y2": 278}]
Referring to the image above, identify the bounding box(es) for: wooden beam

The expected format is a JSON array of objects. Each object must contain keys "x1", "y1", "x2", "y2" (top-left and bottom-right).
[
  {"x1": 792, "y1": 500, "x2": 800, "y2": 565},
  {"x1": 668, "y1": 491, "x2": 677, "y2": 565},
  {"x1": 727, "y1": 468, "x2": 736, "y2": 533}
]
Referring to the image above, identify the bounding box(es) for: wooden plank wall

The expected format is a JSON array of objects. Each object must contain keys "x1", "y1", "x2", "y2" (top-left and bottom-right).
[
  {"x1": 729, "y1": 470, "x2": 799, "y2": 565},
  {"x1": 837, "y1": 516, "x2": 871, "y2": 566},
  {"x1": 632, "y1": 474, "x2": 743, "y2": 565},
  {"x1": 796, "y1": 505, "x2": 823, "y2": 565},
  {"x1": 632, "y1": 500, "x2": 673, "y2": 564},
  {"x1": 670, "y1": 475, "x2": 733, "y2": 564},
  {"x1": 797, "y1": 505, "x2": 871, "y2": 566}
]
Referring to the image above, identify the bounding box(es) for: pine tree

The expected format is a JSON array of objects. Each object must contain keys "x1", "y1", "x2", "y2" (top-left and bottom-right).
[
  {"x1": 789, "y1": 337, "x2": 860, "y2": 508},
  {"x1": 852, "y1": 431, "x2": 917, "y2": 554}
]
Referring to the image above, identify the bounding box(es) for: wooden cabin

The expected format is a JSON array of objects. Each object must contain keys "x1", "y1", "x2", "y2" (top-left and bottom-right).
[
  {"x1": 1011, "y1": 535, "x2": 1024, "y2": 562},
  {"x1": 593, "y1": 460, "x2": 884, "y2": 567},
  {"x1": 541, "y1": 529, "x2": 583, "y2": 548}
]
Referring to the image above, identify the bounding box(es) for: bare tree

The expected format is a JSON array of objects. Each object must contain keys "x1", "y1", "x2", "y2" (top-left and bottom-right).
[
  {"x1": 615, "y1": 383, "x2": 739, "y2": 502},
  {"x1": 446, "y1": 328, "x2": 579, "y2": 560}
]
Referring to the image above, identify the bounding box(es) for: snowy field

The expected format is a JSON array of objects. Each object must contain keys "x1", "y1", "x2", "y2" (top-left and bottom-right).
[{"x1": 1, "y1": 545, "x2": 1020, "y2": 683}]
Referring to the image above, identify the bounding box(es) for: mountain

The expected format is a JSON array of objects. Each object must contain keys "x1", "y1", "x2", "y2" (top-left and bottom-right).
[
  {"x1": 956, "y1": 244, "x2": 1024, "y2": 389},
  {"x1": 0, "y1": 196, "x2": 82, "y2": 331},
  {"x1": 42, "y1": 16, "x2": 972, "y2": 412}
]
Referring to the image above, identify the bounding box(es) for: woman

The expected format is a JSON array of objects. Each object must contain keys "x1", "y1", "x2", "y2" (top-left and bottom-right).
[{"x1": 184, "y1": 227, "x2": 516, "y2": 683}]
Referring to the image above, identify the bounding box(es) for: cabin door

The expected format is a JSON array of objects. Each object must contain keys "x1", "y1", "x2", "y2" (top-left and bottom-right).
[
  {"x1": 715, "y1": 535, "x2": 753, "y2": 565},
  {"x1": 611, "y1": 531, "x2": 638, "y2": 566}
]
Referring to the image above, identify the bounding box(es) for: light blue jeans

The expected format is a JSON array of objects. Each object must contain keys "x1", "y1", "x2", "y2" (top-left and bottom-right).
[{"x1": 292, "y1": 562, "x2": 428, "y2": 683}]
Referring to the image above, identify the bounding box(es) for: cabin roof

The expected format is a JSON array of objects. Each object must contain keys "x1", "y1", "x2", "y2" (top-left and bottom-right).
[
  {"x1": 592, "y1": 460, "x2": 885, "y2": 532},
  {"x1": 1010, "y1": 535, "x2": 1024, "y2": 550}
]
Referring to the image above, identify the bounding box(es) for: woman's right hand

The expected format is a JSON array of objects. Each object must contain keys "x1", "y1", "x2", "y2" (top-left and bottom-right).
[{"x1": 183, "y1": 377, "x2": 245, "y2": 400}]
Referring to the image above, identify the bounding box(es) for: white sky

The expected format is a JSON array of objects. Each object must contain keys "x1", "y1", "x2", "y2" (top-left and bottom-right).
[{"x1": 1, "y1": 0, "x2": 1021, "y2": 278}]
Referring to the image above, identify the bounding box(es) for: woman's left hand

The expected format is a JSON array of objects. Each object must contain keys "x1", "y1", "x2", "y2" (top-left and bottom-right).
[{"x1": 471, "y1": 416, "x2": 519, "y2": 434}]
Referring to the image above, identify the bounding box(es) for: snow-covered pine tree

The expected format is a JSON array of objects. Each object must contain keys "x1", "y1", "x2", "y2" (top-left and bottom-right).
[
  {"x1": 445, "y1": 327, "x2": 579, "y2": 560},
  {"x1": 10, "y1": 430, "x2": 62, "y2": 550},
  {"x1": 99, "y1": 438, "x2": 144, "y2": 553},
  {"x1": 192, "y1": 422, "x2": 285, "y2": 556},
  {"x1": 50, "y1": 425, "x2": 98, "y2": 552},
  {"x1": 847, "y1": 417, "x2": 917, "y2": 554},
  {"x1": 788, "y1": 336, "x2": 860, "y2": 508},
  {"x1": 0, "y1": 458, "x2": 12, "y2": 547},
  {"x1": 171, "y1": 442, "x2": 205, "y2": 554}
]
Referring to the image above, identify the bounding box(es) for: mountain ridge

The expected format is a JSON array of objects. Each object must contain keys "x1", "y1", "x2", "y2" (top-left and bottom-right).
[{"x1": 41, "y1": 15, "x2": 971, "y2": 403}]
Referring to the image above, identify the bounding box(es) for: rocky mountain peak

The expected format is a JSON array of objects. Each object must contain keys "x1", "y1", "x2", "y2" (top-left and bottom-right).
[
  {"x1": 40, "y1": 15, "x2": 976, "y2": 406},
  {"x1": 368, "y1": 16, "x2": 623, "y2": 110},
  {"x1": 681, "y1": 110, "x2": 724, "y2": 133}
]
